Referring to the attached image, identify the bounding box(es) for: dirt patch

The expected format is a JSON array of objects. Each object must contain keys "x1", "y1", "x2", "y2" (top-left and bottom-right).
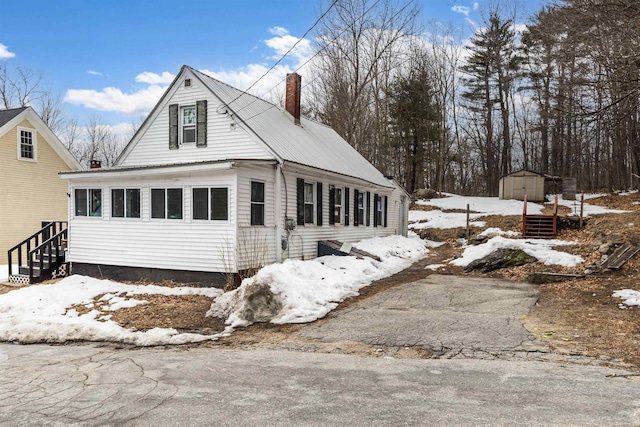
[{"x1": 107, "y1": 294, "x2": 225, "y2": 333}]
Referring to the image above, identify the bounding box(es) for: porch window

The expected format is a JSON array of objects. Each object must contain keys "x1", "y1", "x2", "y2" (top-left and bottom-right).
[
  {"x1": 151, "y1": 188, "x2": 183, "y2": 219},
  {"x1": 304, "y1": 182, "x2": 314, "y2": 224},
  {"x1": 111, "y1": 188, "x2": 141, "y2": 219},
  {"x1": 192, "y1": 187, "x2": 228, "y2": 220},
  {"x1": 251, "y1": 181, "x2": 265, "y2": 226},
  {"x1": 74, "y1": 188, "x2": 102, "y2": 217}
]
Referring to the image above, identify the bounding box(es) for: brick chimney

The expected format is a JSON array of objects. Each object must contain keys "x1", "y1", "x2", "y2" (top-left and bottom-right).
[{"x1": 285, "y1": 73, "x2": 302, "y2": 125}]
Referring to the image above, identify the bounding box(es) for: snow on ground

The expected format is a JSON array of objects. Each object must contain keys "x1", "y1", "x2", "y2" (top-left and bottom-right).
[
  {"x1": 451, "y1": 236, "x2": 584, "y2": 268},
  {"x1": 556, "y1": 194, "x2": 629, "y2": 216},
  {"x1": 0, "y1": 276, "x2": 223, "y2": 345},
  {"x1": 0, "y1": 236, "x2": 426, "y2": 344},
  {"x1": 208, "y1": 235, "x2": 427, "y2": 329},
  {"x1": 415, "y1": 193, "x2": 545, "y2": 216},
  {"x1": 613, "y1": 289, "x2": 640, "y2": 308}
]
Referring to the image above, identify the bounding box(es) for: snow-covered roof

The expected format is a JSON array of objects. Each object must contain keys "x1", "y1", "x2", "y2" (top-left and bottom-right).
[{"x1": 188, "y1": 67, "x2": 392, "y2": 188}]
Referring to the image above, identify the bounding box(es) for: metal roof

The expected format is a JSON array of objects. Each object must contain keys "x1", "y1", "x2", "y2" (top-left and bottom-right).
[
  {"x1": 189, "y1": 67, "x2": 392, "y2": 188},
  {"x1": 0, "y1": 107, "x2": 27, "y2": 127}
]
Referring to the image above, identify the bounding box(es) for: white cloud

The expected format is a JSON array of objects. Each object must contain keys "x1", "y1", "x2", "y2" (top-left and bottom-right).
[
  {"x1": 264, "y1": 32, "x2": 313, "y2": 65},
  {"x1": 473, "y1": 2, "x2": 479, "y2": 10},
  {"x1": 87, "y1": 70, "x2": 104, "y2": 76},
  {"x1": 64, "y1": 84, "x2": 167, "y2": 115},
  {"x1": 451, "y1": 5, "x2": 471, "y2": 16},
  {"x1": 135, "y1": 71, "x2": 175, "y2": 85},
  {"x1": 0, "y1": 43, "x2": 15, "y2": 59},
  {"x1": 268, "y1": 26, "x2": 289, "y2": 37}
]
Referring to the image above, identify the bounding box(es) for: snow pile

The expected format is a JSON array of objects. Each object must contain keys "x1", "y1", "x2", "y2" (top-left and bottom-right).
[
  {"x1": 208, "y1": 235, "x2": 427, "y2": 328},
  {"x1": 613, "y1": 289, "x2": 640, "y2": 308},
  {"x1": 0, "y1": 276, "x2": 222, "y2": 345},
  {"x1": 451, "y1": 236, "x2": 584, "y2": 268},
  {"x1": 0, "y1": 265, "x2": 17, "y2": 283}
]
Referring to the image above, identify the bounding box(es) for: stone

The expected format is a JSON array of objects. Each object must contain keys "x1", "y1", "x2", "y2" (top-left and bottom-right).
[
  {"x1": 464, "y1": 249, "x2": 537, "y2": 273},
  {"x1": 599, "y1": 244, "x2": 611, "y2": 255}
]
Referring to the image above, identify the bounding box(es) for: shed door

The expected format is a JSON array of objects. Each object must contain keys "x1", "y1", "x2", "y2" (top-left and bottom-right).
[{"x1": 512, "y1": 175, "x2": 539, "y2": 201}]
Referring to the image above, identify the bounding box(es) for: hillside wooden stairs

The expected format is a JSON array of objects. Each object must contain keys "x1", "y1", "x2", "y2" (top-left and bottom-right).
[
  {"x1": 7, "y1": 221, "x2": 69, "y2": 285},
  {"x1": 522, "y1": 194, "x2": 558, "y2": 239}
]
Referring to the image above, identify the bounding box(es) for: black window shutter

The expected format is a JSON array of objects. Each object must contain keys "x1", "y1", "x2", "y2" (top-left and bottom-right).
[
  {"x1": 329, "y1": 185, "x2": 335, "y2": 225},
  {"x1": 316, "y1": 182, "x2": 323, "y2": 226},
  {"x1": 296, "y1": 178, "x2": 304, "y2": 225},
  {"x1": 374, "y1": 193, "x2": 379, "y2": 227},
  {"x1": 169, "y1": 104, "x2": 179, "y2": 150},
  {"x1": 384, "y1": 196, "x2": 388, "y2": 227},
  {"x1": 353, "y1": 189, "x2": 359, "y2": 226},
  {"x1": 344, "y1": 188, "x2": 350, "y2": 226},
  {"x1": 196, "y1": 100, "x2": 207, "y2": 147},
  {"x1": 366, "y1": 192, "x2": 371, "y2": 226}
]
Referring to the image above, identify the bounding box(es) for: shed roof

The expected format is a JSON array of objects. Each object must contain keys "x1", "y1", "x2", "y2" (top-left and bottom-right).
[{"x1": 499, "y1": 168, "x2": 544, "y2": 179}]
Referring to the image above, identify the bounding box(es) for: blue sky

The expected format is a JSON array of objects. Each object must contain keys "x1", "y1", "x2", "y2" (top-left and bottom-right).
[{"x1": 0, "y1": 0, "x2": 545, "y2": 137}]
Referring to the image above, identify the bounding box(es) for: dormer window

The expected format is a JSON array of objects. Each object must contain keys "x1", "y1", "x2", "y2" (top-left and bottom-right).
[
  {"x1": 181, "y1": 105, "x2": 196, "y2": 144},
  {"x1": 184, "y1": 78, "x2": 192, "y2": 87}
]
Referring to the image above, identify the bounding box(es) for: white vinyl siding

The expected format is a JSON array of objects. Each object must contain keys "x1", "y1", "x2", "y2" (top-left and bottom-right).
[
  {"x1": 279, "y1": 166, "x2": 399, "y2": 261},
  {"x1": 67, "y1": 169, "x2": 237, "y2": 273},
  {"x1": 118, "y1": 77, "x2": 274, "y2": 167}
]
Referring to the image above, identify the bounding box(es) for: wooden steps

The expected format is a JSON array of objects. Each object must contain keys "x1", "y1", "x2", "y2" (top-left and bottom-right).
[
  {"x1": 523, "y1": 215, "x2": 557, "y2": 239},
  {"x1": 522, "y1": 194, "x2": 558, "y2": 239}
]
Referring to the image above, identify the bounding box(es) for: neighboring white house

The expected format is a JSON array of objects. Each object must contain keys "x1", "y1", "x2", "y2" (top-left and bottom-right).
[{"x1": 59, "y1": 66, "x2": 409, "y2": 286}]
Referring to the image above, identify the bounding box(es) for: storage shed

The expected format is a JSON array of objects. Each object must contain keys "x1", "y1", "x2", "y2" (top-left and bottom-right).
[{"x1": 499, "y1": 169, "x2": 545, "y2": 202}]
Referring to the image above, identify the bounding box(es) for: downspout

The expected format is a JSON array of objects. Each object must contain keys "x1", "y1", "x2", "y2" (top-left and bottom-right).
[{"x1": 275, "y1": 162, "x2": 283, "y2": 262}]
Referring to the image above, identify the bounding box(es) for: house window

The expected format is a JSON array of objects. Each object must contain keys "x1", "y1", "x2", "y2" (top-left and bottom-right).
[
  {"x1": 181, "y1": 105, "x2": 196, "y2": 144},
  {"x1": 332, "y1": 186, "x2": 342, "y2": 225},
  {"x1": 304, "y1": 182, "x2": 315, "y2": 224},
  {"x1": 251, "y1": 181, "x2": 265, "y2": 226},
  {"x1": 376, "y1": 195, "x2": 386, "y2": 227},
  {"x1": 151, "y1": 188, "x2": 183, "y2": 219},
  {"x1": 111, "y1": 188, "x2": 141, "y2": 219},
  {"x1": 17, "y1": 127, "x2": 36, "y2": 161},
  {"x1": 357, "y1": 192, "x2": 365, "y2": 226},
  {"x1": 75, "y1": 188, "x2": 102, "y2": 217},
  {"x1": 193, "y1": 187, "x2": 228, "y2": 220}
]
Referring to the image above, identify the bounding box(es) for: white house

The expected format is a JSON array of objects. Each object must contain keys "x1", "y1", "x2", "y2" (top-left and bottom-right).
[{"x1": 59, "y1": 66, "x2": 409, "y2": 286}]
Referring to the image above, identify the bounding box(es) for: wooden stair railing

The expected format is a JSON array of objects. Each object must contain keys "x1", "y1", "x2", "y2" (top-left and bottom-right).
[
  {"x1": 22, "y1": 228, "x2": 68, "y2": 283},
  {"x1": 7, "y1": 221, "x2": 67, "y2": 283},
  {"x1": 522, "y1": 195, "x2": 558, "y2": 239}
]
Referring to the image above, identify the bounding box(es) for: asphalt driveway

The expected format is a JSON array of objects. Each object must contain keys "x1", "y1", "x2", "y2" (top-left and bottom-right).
[{"x1": 296, "y1": 274, "x2": 550, "y2": 360}]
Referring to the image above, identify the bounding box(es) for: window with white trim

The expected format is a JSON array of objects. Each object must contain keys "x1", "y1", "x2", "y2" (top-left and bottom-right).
[
  {"x1": 376, "y1": 195, "x2": 386, "y2": 226},
  {"x1": 17, "y1": 127, "x2": 36, "y2": 161},
  {"x1": 111, "y1": 188, "x2": 141, "y2": 218},
  {"x1": 251, "y1": 181, "x2": 265, "y2": 226},
  {"x1": 304, "y1": 182, "x2": 315, "y2": 224},
  {"x1": 193, "y1": 187, "x2": 228, "y2": 220},
  {"x1": 181, "y1": 105, "x2": 196, "y2": 144},
  {"x1": 151, "y1": 188, "x2": 183, "y2": 219},
  {"x1": 331, "y1": 186, "x2": 342, "y2": 225},
  {"x1": 357, "y1": 191, "x2": 365, "y2": 225},
  {"x1": 75, "y1": 188, "x2": 102, "y2": 217}
]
